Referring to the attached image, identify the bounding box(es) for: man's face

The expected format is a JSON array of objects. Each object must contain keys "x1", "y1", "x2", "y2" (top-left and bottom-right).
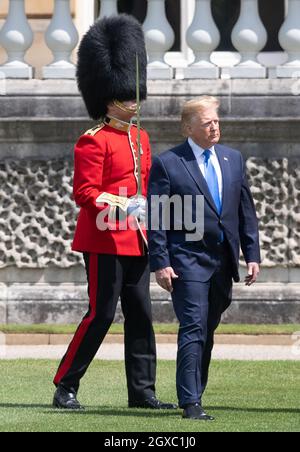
[
  {"x1": 187, "y1": 108, "x2": 221, "y2": 149},
  {"x1": 107, "y1": 100, "x2": 138, "y2": 122}
]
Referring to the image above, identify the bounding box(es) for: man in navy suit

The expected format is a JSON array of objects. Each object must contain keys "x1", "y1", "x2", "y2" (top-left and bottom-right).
[{"x1": 147, "y1": 97, "x2": 261, "y2": 421}]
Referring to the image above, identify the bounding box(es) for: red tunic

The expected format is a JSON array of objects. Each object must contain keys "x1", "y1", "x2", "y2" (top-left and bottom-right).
[{"x1": 72, "y1": 120, "x2": 152, "y2": 256}]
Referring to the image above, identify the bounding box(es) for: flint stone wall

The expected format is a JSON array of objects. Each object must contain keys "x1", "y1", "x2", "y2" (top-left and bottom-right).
[{"x1": 0, "y1": 79, "x2": 299, "y2": 324}]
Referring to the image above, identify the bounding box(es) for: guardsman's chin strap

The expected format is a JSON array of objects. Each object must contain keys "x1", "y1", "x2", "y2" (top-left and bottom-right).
[{"x1": 113, "y1": 100, "x2": 138, "y2": 115}]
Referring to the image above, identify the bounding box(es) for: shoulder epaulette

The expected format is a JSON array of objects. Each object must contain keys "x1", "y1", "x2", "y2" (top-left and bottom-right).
[{"x1": 84, "y1": 123, "x2": 105, "y2": 136}]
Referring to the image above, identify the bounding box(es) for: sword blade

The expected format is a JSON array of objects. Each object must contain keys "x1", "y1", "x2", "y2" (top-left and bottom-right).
[{"x1": 136, "y1": 53, "x2": 142, "y2": 197}]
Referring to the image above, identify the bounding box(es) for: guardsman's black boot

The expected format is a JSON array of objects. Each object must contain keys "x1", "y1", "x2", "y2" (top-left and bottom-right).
[
  {"x1": 53, "y1": 385, "x2": 84, "y2": 410},
  {"x1": 129, "y1": 397, "x2": 178, "y2": 410}
]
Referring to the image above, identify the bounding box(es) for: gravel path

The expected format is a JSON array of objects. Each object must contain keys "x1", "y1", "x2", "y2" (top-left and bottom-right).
[{"x1": 1, "y1": 343, "x2": 299, "y2": 361}]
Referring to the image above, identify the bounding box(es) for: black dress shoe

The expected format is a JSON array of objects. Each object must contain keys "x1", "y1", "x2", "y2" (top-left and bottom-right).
[
  {"x1": 129, "y1": 397, "x2": 178, "y2": 410},
  {"x1": 53, "y1": 385, "x2": 84, "y2": 410},
  {"x1": 183, "y1": 403, "x2": 214, "y2": 421}
]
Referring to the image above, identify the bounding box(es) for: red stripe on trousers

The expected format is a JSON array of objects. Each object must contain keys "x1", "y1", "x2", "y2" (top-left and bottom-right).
[{"x1": 54, "y1": 253, "x2": 98, "y2": 386}]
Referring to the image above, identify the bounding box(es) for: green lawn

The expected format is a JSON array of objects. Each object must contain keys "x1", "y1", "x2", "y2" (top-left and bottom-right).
[
  {"x1": 1, "y1": 323, "x2": 300, "y2": 335},
  {"x1": 0, "y1": 360, "x2": 299, "y2": 432}
]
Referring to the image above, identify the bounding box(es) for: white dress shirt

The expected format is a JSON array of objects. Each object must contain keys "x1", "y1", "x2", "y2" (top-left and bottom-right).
[{"x1": 188, "y1": 137, "x2": 223, "y2": 201}]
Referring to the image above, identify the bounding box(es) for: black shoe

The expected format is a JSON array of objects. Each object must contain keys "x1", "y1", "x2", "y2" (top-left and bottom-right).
[
  {"x1": 182, "y1": 403, "x2": 214, "y2": 421},
  {"x1": 53, "y1": 385, "x2": 84, "y2": 410},
  {"x1": 129, "y1": 397, "x2": 178, "y2": 410}
]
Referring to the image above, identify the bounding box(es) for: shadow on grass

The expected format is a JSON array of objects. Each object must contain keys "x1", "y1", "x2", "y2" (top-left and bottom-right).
[
  {"x1": 0, "y1": 403, "x2": 178, "y2": 418},
  {"x1": 206, "y1": 406, "x2": 300, "y2": 415},
  {"x1": 0, "y1": 403, "x2": 52, "y2": 409},
  {"x1": 47, "y1": 407, "x2": 180, "y2": 418},
  {"x1": 64, "y1": 407, "x2": 300, "y2": 417},
  {"x1": 0, "y1": 404, "x2": 299, "y2": 417}
]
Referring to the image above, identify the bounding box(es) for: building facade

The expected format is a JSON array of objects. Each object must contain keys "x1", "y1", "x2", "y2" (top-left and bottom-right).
[{"x1": 0, "y1": 0, "x2": 299, "y2": 324}]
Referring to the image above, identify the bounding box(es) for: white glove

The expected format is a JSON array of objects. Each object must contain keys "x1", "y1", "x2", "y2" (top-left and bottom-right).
[{"x1": 127, "y1": 196, "x2": 147, "y2": 223}]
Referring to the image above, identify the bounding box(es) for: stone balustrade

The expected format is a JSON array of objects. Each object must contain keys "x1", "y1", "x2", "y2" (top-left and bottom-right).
[{"x1": 0, "y1": 0, "x2": 299, "y2": 80}]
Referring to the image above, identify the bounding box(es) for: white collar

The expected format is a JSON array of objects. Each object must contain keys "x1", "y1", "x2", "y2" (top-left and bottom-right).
[{"x1": 188, "y1": 137, "x2": 216, "y2": 157}]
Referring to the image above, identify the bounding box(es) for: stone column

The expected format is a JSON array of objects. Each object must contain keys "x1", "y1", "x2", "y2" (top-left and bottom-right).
[
  {"x1": 75, "y1": 0, "x2": 95, "y2": 38},
  {"x1": 184, "y1": 0, "x2": 220, "y2": 79},
  {"x1": 223, "y1": 0, "x2": 267, "y2": 78},
  {"x1": 143, "y1": 0, "x2": 175, "y2": 79},
  {"x1": 98, "y1": 0, "x2": 118, "y2": 18},
  {"x1": 0, "y1": 0, "x2": 34, "y2": 79},
  {"x1": 43, "y1": 0, "x2": 79, "y2": 79},
  {"x1": 277, "y1": 0, "x2": 300, "y2": 77}
]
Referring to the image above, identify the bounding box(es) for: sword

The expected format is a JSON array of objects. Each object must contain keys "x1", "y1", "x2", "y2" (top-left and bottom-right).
[
  {"x1": 127, "y1": 54, "x2": 147, "y2": 236},
  {"x1": 136, "y1": 53, "x2": 142, "y2": 197}
]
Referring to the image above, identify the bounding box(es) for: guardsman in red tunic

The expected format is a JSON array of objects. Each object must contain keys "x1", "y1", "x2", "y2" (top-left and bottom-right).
[{"x1": 53, "y1": 14, "x2": 177, "y2": 411}]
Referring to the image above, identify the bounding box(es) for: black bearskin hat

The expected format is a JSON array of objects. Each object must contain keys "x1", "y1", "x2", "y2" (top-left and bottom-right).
[{"x1": 77, "y1": 14, "x2": 148, "y2": 120}]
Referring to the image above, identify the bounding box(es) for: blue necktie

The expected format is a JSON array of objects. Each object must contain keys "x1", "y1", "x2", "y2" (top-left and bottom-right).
[
  {"x1": 203, "y1": 149, "x2": 222, "y2": 214},
  {"x1": 204, "y1": 150, "x2": 224, "y2": 243}
]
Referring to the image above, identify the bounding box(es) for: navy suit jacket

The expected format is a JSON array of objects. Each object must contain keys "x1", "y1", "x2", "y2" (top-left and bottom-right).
[{"x1": 147, "y1": 141, "x2": 261, "y2": 283}]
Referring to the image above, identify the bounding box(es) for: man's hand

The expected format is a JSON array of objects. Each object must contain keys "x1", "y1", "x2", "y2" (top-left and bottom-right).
[
  {"x1": 155, "y1": 267, "x2": 179, "y2": 293},
  {"x1": 245, "y1": 262, "x2": 260, "y2": 286}
]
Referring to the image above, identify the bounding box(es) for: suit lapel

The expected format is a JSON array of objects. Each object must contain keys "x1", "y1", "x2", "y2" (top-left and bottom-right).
[
  {"x1": 180, "y1": 141, "x2": 219, "y2": 215},
  {"x1": 215, "y1": 145, "x2": 231, "y2": 215}
]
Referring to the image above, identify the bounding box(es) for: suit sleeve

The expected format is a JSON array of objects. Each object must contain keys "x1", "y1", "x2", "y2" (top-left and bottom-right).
[
  {"x1": 238, "y1": 154, "x2": 261, "y2": 264},
  {"x1": 73, "y1": 134, "x2": 129, "y2": 219},
  {"x1": 147, "y1": 156, "x2": 172, "y2": 272}
]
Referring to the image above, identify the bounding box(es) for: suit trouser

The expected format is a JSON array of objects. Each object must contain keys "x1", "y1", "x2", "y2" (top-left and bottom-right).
[
  {"x1": 54, "y1": 253, "x2": 157, "y2": 403},
  {"x1": 172, "y1": 247, "x2": 233, "y2": 408}
]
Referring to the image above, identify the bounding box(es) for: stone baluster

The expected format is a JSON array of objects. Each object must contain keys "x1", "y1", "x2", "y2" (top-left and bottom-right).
[
  {"x1": 43, "y1": 0, "x2": 79, "y2": 79},
  {"x1": 184, "y1": 0, "x2": 220, "y2": 79},
  {"x1": 277, "y1": 0, "x2": 300, "y2": 77},
  {"x1": 143, "y1": 0, "x2": 175, "y2": 79},
  {"x1": 0, "y1": 0, "x2": 34, "y2": 78},
  {"x1": 223, "y1": 0, "x2": 267, "y2": 78},
  {"x1": 75, "y1": 0, "x2": 95, "y2": 37},
  {"x1": 98, "y1": 0, "x2": 118, "y2": 18}
]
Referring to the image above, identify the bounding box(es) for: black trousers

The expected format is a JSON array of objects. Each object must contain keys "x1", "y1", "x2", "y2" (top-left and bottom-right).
[{"x1": 54, "y1": 254, "x2": 157, "y2": 403}]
